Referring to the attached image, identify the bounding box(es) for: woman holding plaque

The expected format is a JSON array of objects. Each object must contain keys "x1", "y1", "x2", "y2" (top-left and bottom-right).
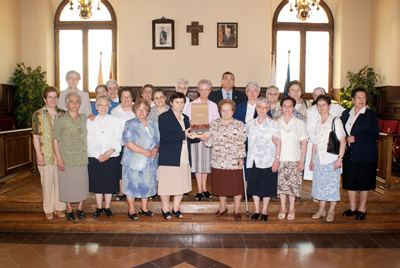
[{"x1": 185, "y1": 79, "x2": 220, "y2": 201}]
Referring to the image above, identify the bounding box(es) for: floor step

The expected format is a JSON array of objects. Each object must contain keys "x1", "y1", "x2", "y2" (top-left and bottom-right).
[{"x1": 1, "y1": 212, "x2": 399, "y2": 234}]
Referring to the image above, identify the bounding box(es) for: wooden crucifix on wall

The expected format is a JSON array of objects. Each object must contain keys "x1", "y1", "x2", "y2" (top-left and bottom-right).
[{"x1": 186, "y1": 21, "x2": 203, "y2": 46}]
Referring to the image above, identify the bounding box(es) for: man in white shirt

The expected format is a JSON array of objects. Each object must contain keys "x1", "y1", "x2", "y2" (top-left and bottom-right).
[{"x1": 304, "y1": 87, "x2": 345, "y2": 180}]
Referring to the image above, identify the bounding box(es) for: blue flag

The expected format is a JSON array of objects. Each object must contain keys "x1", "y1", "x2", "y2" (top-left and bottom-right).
[{"x1": 282, "y1": 54, "x2": 290, "y2": 97}]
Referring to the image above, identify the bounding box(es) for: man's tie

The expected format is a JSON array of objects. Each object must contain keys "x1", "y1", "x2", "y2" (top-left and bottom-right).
[{"x1": 226, "y1": 92, "x2": 230, "y2": 100}]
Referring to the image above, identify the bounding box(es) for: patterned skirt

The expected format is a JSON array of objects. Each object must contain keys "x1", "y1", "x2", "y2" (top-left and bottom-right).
[
  {"x1": 311, "y1": 158, "x2": 341, "y2": 202},
  {"x1": 277, "y1": 161, "x2": 302, "y2": 197},
  {"x1": 190, "y1": 142, "x2": 212, "y2": 173},
  {"x1": 122, "y1": 165, "x2": 157, "y2": 198}
]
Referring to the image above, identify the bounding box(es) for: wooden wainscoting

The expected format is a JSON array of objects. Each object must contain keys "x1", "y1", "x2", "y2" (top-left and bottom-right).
[{"x1": 0, "y1": 128, "x2": 35, "y2": 183}]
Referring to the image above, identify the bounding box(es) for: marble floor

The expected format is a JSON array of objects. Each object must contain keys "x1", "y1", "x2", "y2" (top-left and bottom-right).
[{"x1": 0, "y1": 232, "x2": 400, "y2": 268}]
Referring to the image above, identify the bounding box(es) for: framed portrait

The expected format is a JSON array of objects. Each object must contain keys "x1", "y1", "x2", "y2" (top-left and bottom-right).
[
  {"x1": 217, "y1": 23, "x2": 238, "y2": 48},
  {"x1": 152, "y1": 17, "x2": 175, "y2": 50}
]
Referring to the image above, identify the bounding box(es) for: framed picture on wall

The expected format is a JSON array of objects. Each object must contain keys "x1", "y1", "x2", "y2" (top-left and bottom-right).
[
  {"x1": 217, "y1": 23, "x2": 238, "y2": 48},
  {"x1": 152, "y1": 17, "x2": 175, "y2": 50}
]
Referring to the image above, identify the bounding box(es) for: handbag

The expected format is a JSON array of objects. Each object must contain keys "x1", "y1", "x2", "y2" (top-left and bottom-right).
[{"x1": 327, "y1": 117, "x2": 340, "y2": 155}]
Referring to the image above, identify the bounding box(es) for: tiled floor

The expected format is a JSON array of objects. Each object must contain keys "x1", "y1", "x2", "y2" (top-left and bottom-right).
[{"x1": 1, "y1": 232, "x2": 400, "y2": 268}]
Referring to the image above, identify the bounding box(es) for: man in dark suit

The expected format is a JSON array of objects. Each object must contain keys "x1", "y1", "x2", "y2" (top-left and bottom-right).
[
  {"x1": 222, "y1": 27, "x2": 236, "y2": 46},
  {"x1": 208, "y1": 72, "x2": 247, "y2": 106}
]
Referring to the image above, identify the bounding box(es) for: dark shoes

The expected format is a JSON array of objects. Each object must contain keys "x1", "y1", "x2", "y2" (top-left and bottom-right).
[
  {"x1": 194, "y1": 193, "x2": 203, "y2": 201},
  {"x1": 127, "y1": 212, "x2": 139, "y2": 220},
  {"x1": 203, "y1": 191, "x2": 213, "y2": 199},
  {"x1": 251, "y1": 213, "x2": 260, "y2": 221},
  {"x1": 161, "y1": 209, "x2": 172, "y2": 220},
  {"x1": 343, "y1": 209, "x2": 358, "y2": 216},
  {"x1": 356, "y1": 211, "x2": 367, "y2": 220},
  {"x1": 104, "y1": 208, "x2": 113, "y2": 217},
  {"x1": 172, "y1": 210, "x2": 184, "y2": 219},
  {"x1": 93, "y1": 208, "x2": 103, "y2": 218},
  {"x1": 251, "y1": 213, "x2": 268, "y2": 222},
  {"x1": 214, "y1": 208, "x2": 228, "y2": 217},
  {"x1": 233, "y1": 212, "x2": 241, "y2": 221},
  {"x1": 139, "y1": 208, "x2": 155, "y2": 217},
  {"x1": 66, "y1": 211, "x2": 75, "y2": 221},
  {"x1": 77, "y1": 210, "x2": 86, "y2": 219}
]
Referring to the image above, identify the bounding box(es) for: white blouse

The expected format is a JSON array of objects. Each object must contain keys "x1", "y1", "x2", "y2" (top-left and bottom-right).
[
  {"x1": 306, "y1": 103, "x2": 345, "y2": 144},
  {"x1": 246, "y1": 117, "x2": 281, "y2": 168},
  {"x1": 87, "y1": 114, "x2": 123, "y2": 158},
  {"x1": 345, "y1": 106, "x2": 366, "y2": 135},
  {"x1": 111, "y1": 103, "x2": 135, "y2": 127},
  {"x1": 278, "y1": 116, "x2": 308, "y2": 161},
  {"x1": 314, "y1": 115, "x2": 346, "y2": 165}
]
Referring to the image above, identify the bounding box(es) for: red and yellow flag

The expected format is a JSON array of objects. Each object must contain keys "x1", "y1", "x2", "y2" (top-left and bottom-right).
[{"x1": 98, "y1": 52, "x2": 104, "y2": 85}]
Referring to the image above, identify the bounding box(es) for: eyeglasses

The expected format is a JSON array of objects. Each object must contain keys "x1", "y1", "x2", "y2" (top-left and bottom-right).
[{"x1": 154, "y1": 96, "x2": 165, "y2": 100}]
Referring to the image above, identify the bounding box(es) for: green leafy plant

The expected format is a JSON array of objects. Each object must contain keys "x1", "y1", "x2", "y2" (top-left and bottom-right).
[
  {"x1": 339, "y1": 65, "x2": 380, "y2": 111},
  {"x1": 10, "y1": 63, "x2": 48, "y2": 128}
]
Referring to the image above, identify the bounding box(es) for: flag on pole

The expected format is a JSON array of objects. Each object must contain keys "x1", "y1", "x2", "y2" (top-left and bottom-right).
[
  {"x1": 282, "y1": 50, "x2": 291, "y2": 97},
  {"x1": 98, "y1": 52, "x2": 104, "y2": 85},
  {"x1": 218, "y1": 25, "x2": 223, "y2": 46},
  {"x1": 270, "y1": 52, "x2": 276, "y2": 86},
  {"x1": 109, "y1": 52, "x2": 113, "y2": 80}
]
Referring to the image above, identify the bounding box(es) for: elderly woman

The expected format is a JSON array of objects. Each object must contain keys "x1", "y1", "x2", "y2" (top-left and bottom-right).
[
  {"x1": 176, "y1": 79, "x2": 190, "y2": 114},
  {"x1": 141, "y1": 84, "x2": 155, "y2": 108},
  {"x1": 111, "y1": 88, "x2": 135, "y2": 123},
  {"x1": 246, "y1": 98, "x2": 281, "y2": 222},
  {"x1": 32, "y1": 87, "x2": 66, "y2": 220},
  {"x1": 87, "y1": 96, "x2": 122, "y2": 218},
  {"x1": 286, "y1": 80, "x2": 311, "y2": 121},
  {"x1": 309, "y1": 95, "x2": 346, "y2": 222},
  {"x1": 58, "y1": 70, "x2": 91, "y2": 116},
  {"x1": 203, "y1": 99, "x2": 247, "y2": 221},
  {"x1": 121, "y1": 98, "x2": 160, "y2": 220},
  {"x1": 277, "y1": 96, "x2": 308, "y2": 221},
  {"x1": 266, "y1": 86, "x2": 281, "y2": 119},
  {"x1": 91, "y1": 85, "x2": 108, "y2": 115},
  {"x1": 304, "y1": 87, "x2": 345, "y2": 181},
  {"x1": 106, "y1": 79, "x2": 121, "y2": 111},
  {"x1": 233, "y1": 81, "x2": 260, "y2": 124},
  {"x1": 111, "y1": 87, "x2": 136, "y2": 201},
  {"x1": 148, "y1": 88, "x2": 170, "y2": 121},
  {"x1": 186, "y1": 79, "x2": 220, "y2": 201},
  {"x1": 158, "y1": 92, "x2": 193, "y2": 220},
  {"x1": 341, "y1": 88, "x2": 379, "y2": 220},
  {"x1": 53, "y1": 92, "x2": 89, "y2": 221}
]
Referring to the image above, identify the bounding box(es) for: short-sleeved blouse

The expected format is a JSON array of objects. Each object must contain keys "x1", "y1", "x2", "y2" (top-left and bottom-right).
[
  {"x1": 32, "y1": 107, "x2": 65, "y2": 165},
  {"x1": 278, "y1": 116, "x2": 308, "y2": 161},
  {"x1": 314, "y1": 115, "x2": 346, "y2": 165},
  {"x1": 204, "y1": 118, "x2": 246, "y2": 170},
  {"x1": 53, "y1": 113, "x2": 88, "y2": 167},
  {"x1": 186, "y1": 98, "x2": 220, "y2": 123},
  {"x1": 246, "y1": 117, "x2": 281, "y2": 168}
]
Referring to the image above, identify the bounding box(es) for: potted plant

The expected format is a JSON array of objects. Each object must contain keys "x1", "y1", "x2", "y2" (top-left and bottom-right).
[
  {"x1": 10, "y1": 63, "x2": 47, "y2": 128},
  {"x1": 339, "y1": 65, "x2": 380, "y2": 111}
]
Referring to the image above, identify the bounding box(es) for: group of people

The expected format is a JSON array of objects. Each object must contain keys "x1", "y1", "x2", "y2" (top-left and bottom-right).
[{"x1": 32, "y1": 70, "x2": 379, "y2": 223}]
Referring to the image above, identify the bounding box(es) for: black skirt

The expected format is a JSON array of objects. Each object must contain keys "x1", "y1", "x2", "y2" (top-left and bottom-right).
[
  {"x1": 247, "y1": 164, "x2": 277, "y2": 197},
  {"x1": 88, "y1": 157, "x2": 120, "y2": 193},
  {"x1": 342, "y1": 159, "x2": 377, "y2": 191}
]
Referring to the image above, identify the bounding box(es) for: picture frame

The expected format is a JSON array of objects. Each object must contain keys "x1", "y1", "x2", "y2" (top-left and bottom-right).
[
  {"x1": 217, "y1": 23, "x2": 238, "y2": 48},
  {"x1": 152, "y1": 17, "x2": 175, "y2": 50}
]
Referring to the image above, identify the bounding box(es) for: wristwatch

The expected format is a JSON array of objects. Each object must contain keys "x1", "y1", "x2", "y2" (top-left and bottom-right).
[{"x1": 338, "y1": 155, "x2": 343, "y2": 159}]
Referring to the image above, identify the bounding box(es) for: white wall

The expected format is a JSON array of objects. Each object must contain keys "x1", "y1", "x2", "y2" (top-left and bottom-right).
[
  {"x1": 4, "y1": 0, "x2": 399, "y2": 91},
  {"x1": 0, "y1": 0, "x2": 21, "y2": 84}
]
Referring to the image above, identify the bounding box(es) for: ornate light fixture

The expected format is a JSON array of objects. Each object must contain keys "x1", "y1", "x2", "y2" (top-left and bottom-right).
[
  {"x1": 289, "y1": 0, "x2": 320, "y2": 21},
  {"x1": 69, "y1": 0, "x2": 101, "y2": 20}
]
